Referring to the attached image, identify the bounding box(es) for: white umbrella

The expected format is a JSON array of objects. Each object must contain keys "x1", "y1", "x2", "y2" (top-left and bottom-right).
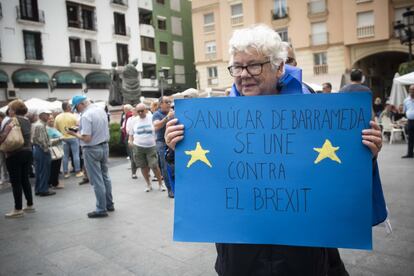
[
  {"x1": 389, "y1": 73, "x2": 408, "y2": 106},
  {"x1": 394, "y1": 72, "x2": 414, "y2": 85}
]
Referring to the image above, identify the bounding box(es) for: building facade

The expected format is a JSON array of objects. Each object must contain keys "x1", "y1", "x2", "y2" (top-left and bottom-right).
[
  {"x1": 191, "y1": 0, "x2": 411, "y2": 99},
  {"x1": 0, "y1": 0, "x2": 196, "y2": 104}
]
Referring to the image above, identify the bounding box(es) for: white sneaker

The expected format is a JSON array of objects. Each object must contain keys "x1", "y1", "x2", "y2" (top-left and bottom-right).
[
  {"x1": 23, "y1": 205, "x2": 36, "y2": 213},
  {"x1": 5, "y1": 209, "x2": 24, "y2": 218},
  {"x1": 145, "y1": 185, "x2": 152, "y2": 192},
  {"x1": 159, "y1": 185, "x2": 167, "y2": 192}
]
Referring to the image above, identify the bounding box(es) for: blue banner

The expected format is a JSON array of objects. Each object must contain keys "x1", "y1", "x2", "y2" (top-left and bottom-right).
[{"x1": 174, "y1": 93, "x2": 372, "y2": 250}]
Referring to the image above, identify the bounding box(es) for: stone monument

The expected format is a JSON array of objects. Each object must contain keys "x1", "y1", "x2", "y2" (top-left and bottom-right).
[{"x1": 121, "y1": 58, "x2": 141, "y2": 105}]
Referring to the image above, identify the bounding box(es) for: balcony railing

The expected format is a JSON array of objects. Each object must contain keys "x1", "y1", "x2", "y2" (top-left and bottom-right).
[
  {"x1": 68, "y1": 19, "x2": 97, "y2": 31},
  {"x1": 356, "y1": 0, "x2": 372, "y2": 3},
  {"x1": 111, "y1": 0, "x2": 128, "y2": 6},
  {"x1": 208, "y1": 78, "x2": 218, "y2": 86},
  {"x1": 205, "y1": 52, "x2": 216, "y2": 60},
  {"x1": 310, "y1": 32, "x2": 329, "y2": 46},
  {"x1": 113, "y1": 25, "x2": 131, "y2": 37},
  {"x1": 357, "y1": 25, "x2": 374, "y2": 38},
  {"x1": 16, "y1": 6, "x2": 45, "y2": 23},
  {"x1": 307, "y1": 0, "x2": 327, "y2": 15},
  {"x1": 271, "y1": 7, "x2": 289, "y2": 20},
  {"x1": 313, "y1": 64, "x2": 328, "y2": 75},
  {"x1": 231, "y1": 15, "x2": 243, "y2": 26},
  {"x1": 204, "y1": 24, "x2": 215, "y2": 33},
  {"x1": 70, "y1": 55, "x2": 101, "y2": 64}
]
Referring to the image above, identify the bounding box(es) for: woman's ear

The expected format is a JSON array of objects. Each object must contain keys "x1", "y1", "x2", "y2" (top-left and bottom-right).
[{"x1": 276, "y1": 62, "x2": 284, "y2": 78}]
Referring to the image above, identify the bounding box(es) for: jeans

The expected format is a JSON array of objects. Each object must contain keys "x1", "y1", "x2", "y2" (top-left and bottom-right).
[
  {"x1": 6, "y1": 150, "x2": 33, "y2": 210},
  {"x1": 82, "y1": 143, "x2": 113, "y2": 213},
  {"x1": 33, "y1": 145, "x2": 51, "y2": 193},
  {"x1": 63, "y1": 138, "x2": 81, "y2": 173},
  {"x1": 156, "y1": 141, "x2": 171, "y2": 191}
]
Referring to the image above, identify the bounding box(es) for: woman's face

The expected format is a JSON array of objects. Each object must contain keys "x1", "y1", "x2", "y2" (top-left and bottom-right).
[
  {"x1": 231, "y1": 50, "x2": 283, "y2": 97},
  {"x1": 47, "y1": 115, "x2": 54, "y2": 127}
]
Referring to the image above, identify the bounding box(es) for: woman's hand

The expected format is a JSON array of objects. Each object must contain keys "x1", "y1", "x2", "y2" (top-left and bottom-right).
[
  {"x1": 362, "y1": 120, "x2": 382, "y2": 158},
  {"x1": 165, "y1": 118, "x2": 184, "y2": 150}
]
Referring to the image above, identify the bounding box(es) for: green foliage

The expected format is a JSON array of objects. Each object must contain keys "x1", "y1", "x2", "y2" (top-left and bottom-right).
[
  {"x1": 109, "y1": 122, "x2": 126, "y2": 156},
  {"x1": 398, "y1": 61, "x2": 414, "y2": 75}
]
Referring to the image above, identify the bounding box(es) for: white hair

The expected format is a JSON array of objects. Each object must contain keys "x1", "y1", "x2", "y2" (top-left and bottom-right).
[{"x1": 228, "y1": 24, "x2": 287, "y2": 70}]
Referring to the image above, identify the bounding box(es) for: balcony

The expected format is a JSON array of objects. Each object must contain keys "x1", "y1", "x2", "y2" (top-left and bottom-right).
[
  {"x1": 208, "y1": 78, "x2": 218, "y2": 86},
  {"x1": 68, "y1": 20, "x2": 97, "y2": 32},
  {"x1": 140, "y1": 24, "x2": 155, "y2": 37},
  {"x1": 272, "y1": 7, "x2": 289, "y2": 21},
  {"x1": 141, "y1": 78, "x2": 158, "y2": 88},
  {"x1": 205, "y1": 52, "x2": 216, "y2": 60},
  {"x1": 141, "y1": 51, "x2": 156, "y2": 64},
  {"x1": 357, "y1": 25, "x2": 374, "y2": 38},
  {"x1": 203, "y1": 23, "x2": 215, "y2": 33},
  {"x1": 231, "y1": 15, "x2": 243, "y2": 26},
  {"x1": 70, "y1": 55, "x2": 101, "y2": 65},
  {"x1": 310, "y1": 32, "x2": 329, "y2": 46},
  {"x1": 16, "y1": 6, "x2": 45, "y2": 25},
  {"x1": 110, "y1": 0, "x2": 128, "y2": 9},
  {"x1": 307, "y1": 0, "x2": 328, "y2": 19},
  {"x1": 113, "y1": 25, "x2": 131, "y2": 38},
  {"x1": 138, "y1": 0, "x2": 153, "y2": 11},
  {"x1": 313, "y1": 64, "x2": 328, "y2": 75}
]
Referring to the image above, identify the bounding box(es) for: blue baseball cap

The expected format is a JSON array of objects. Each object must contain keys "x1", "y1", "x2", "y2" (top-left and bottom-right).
[{"x1": 71, "y1": 95, "x2": 87, "y2": 112}]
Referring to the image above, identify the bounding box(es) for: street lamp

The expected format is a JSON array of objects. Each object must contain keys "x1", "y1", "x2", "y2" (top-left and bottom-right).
[{"x1": 394, "y1": 7, "x2": 414, "y2": 61}]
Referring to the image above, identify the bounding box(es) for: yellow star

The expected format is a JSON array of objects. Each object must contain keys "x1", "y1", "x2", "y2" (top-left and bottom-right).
[
  {"x1": 313, "y1": 139, "x2": 342, "y2": 164},
  {"x1": 185, "y1": 142, "x2": 212, "y2": 168}
]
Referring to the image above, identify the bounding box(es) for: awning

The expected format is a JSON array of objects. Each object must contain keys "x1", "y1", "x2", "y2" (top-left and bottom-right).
[
  {"x1": 0, "y1": 70, "x2": 8, "y2": 83},
  {"x1": 53, "y1": 70, "x2": 84, "y2": 84},
  {"x1": 85, "y1": 71, "x2": 110, "y2": 85},
  {"x1": 12, "y1": 68, "x2": 49, "y2": 84}
]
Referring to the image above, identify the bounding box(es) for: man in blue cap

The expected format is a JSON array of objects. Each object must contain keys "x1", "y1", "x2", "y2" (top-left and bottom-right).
[{"x1": 67, "y1": 95, "x2": 114, "y2": 218}]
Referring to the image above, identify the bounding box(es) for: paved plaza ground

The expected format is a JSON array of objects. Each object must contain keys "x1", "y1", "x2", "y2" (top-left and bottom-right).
[{"x1": 0, "y1": 143, "x2": 413, "y2": 276}]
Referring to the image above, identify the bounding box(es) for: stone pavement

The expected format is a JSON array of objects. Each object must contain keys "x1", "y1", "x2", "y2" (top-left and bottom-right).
[{"x1": 0, "y1": 143, "x2": 413, "y2": 276}]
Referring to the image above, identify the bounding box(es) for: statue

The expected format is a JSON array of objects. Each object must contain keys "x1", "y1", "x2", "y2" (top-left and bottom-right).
[
  {"x1": 108, "y1": 61, "x2": 123, "y2": 106},
  {"x1": 121, "y1": 58, "x2": 141, "y2": 105}
]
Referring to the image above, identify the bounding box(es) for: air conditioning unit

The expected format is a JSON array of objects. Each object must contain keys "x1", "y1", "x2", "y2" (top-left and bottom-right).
[{"x1": 7, "y1": 89, "x2": 18, "y2": 100}]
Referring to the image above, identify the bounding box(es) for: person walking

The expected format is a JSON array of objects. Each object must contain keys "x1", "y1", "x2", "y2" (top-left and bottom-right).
[
  {"x1": 54, "y1": 101, "x2": 83, "y2": 178},
  {"x1": 1, "y1": 100, "x2": 34, "y2": 217},
  {"x1": 68, "y1": 95, "x2": 114, "y2": 218},
  {"x1": 128, "y1": 103, "x2": 165, "y2": 192},
  {"x1": 153, "y1": 96, "x2": 174, "y2": 198},
  {"x1": 402, "y1": 84, "x2": 414, "y2": 158},
  {"x1": 32, "y1": 109, "x2": 58, "y2": 197}
]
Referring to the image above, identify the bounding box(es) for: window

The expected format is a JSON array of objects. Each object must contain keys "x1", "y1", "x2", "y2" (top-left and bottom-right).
[
  {"x1": 273, "y1": 0, "x2": 287, "y2": 20},
  {"x1": 23, "y1": 30, "x2": 42, "y2": 60},
  {"x1": 66, "y1": 2, "x2": 96, "y2": 30},
  {"x1": 175, "y1": 65, "x2": 185, "y2": 84},
  {"x1": 311, "y1": 22, "x2": 327, "y2": 45},
  {"x1": 230, "y1": 3, "x2": 243, "y2": 25},
  {"x1": 142, "y1": 64, "x2": 156, "y2": 79},
  {"x1": 139, "y1": 10, "x2": 152, "y2": 25},
  {"x1": 170, "y1": 0, "x2": 181, "y2": 12},
  {"x1": 313, "y1": 52, "x2": 327, "y2": 75},
  {"x1": 141, "y1": 36, "x2": 155, "y2": 51},
  {"x1": 357, "y1": 11, "x2": 374, "y2": 38},
  {"x1": 116, "y1": 43, "x2": 129, "y2": 66},
  {"x1": 85, "y1": 40, "x2": 92, "y2": 62},
  {"x1": 157, "y1": 18, "x2": 167, "y2": 30},
  {"x1": 69, "y1": 38, "x2": 81, "y2": 62},
  {"x1": 171, "y1": 16, "x2": 182, "y2": 36},
  {"x1": 207, "y1": 66, "x2": 218, "y2": 85},
  {"x1": 114, "y1": 12, "x2": 126, "y2": 35},
  {"x1": 205, "y1": 41, "x2": 216, "y2": 54},
  {"x1": 173, "y1": 41, "x2": 183, "y2": 59},
  {"x1": 308, "y1": 0, "x2": 326, "y2": 14},
  {"x1": 156, "y1": 0, "x2": 165, "y2": 4},
  {"x1": 159, "y1": 41, "x2": 168, "y2": 55},
  {"x1": 204, "y1": 13, "x2": 214, "y2": 32},
  {"x1": 19, "y1": 0, "x2": 39, "y2": 21},
  {"x1": 276, "y1": 28, "x2": 288, "y2": 41}
]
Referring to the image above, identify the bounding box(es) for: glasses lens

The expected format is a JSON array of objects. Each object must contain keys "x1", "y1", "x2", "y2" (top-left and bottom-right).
[
  {"x1": 247, "y1": 64, "x2": 262, "y2": 76},
  {"x1": 229, "y1": 66, "x2": 242, "y2": 77}
]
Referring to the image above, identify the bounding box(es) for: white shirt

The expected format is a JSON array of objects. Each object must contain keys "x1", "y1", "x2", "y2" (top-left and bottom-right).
[{"x1": 128, "y1": 114, "x2": 156, "y2": 148}]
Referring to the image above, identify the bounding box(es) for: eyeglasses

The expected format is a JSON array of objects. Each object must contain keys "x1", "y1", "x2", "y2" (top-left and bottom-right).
[
  {"x1": 162, "y1": 100, "x2": 171, "y2": 104},
  {"x1": 227, "y1": 61, "x2": 271, "y2": 77}
]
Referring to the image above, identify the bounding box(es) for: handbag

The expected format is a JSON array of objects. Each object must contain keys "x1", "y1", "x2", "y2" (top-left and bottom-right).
[
  {"x1": 0, "y1": 117, "x2": 24, "y2": 152},
  {"x1": 50, "y1": 144, "x2": 64, "y2": 160}
]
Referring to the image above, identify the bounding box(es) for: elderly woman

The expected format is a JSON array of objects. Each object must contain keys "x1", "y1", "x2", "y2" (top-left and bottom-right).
[
  {"x1": 165, "y1": 24, "x2": 383, "y2": 275},
  {"x1": 0, "y1": 100, "x2": 34, "y2": 218},
  {"x1": 47, "y1": 114, "x2": 64, "y2": 189}
]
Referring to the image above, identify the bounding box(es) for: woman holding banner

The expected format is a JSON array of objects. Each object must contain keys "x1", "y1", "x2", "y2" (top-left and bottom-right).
[{"x1": 165, "y1": 24, "x2": 384, "y2": 276}]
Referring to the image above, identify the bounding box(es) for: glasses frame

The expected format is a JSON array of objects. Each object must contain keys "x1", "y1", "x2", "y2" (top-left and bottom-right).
[{"x1": 227, "y1": 61, "x2": 271, "y2": 77}]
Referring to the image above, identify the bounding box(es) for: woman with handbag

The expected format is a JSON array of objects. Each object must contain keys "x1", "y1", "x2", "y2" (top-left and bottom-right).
[
  {"x1": 0, "y1": 100, "x2": 34, "y2": 218},
  {"x1": 46, "y1": 114, "x2": 64, "y2": 189}
]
